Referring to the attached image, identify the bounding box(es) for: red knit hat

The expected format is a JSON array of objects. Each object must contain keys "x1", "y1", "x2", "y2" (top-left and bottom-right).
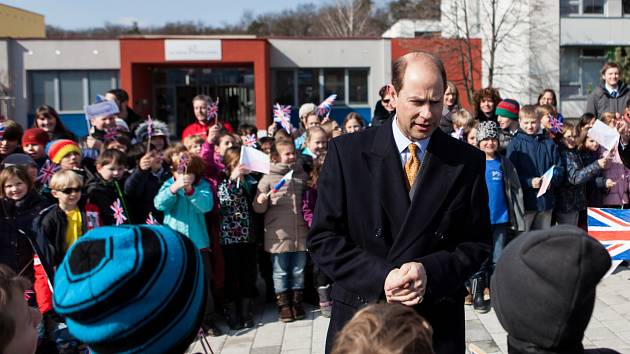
[
  {"x1": 46, "y1": 139, "x2": 81, "y2": 164},
  {"x1": 22, "y1": 128, "x2": 50, "y2": 147}
]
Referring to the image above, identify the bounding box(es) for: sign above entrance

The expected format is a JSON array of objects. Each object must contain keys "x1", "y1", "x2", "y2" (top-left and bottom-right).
[{"x1": 164, "y1": 40, "x2": 222, "y2": 61}]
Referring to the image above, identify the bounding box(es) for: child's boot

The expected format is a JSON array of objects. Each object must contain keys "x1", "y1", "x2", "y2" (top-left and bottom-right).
[
  {"x1": 317, "y1": 285, "x2": 332, "y2": 318},
  {"x1": 276, "y1": 292, "x2": 294, "y2": 323},
  {"x1": 291, "y1": 289, "x2": 306, "y2": 320}
]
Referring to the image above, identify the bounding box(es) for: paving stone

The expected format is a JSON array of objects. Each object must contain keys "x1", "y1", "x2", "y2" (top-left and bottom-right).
[
  {"x1": 250, "y1": 346, "x2": 282, "y2": 354},
  {"x1": 585, "y1": 326, "x2": 617, "y2": 341},
  {"x1": 207, "y1": 269, "x2": 630, "y2": 353},
  {"x1": 468, "y1": 340, "x2": 500, "y2": 353},
  {"x1": 465, "y1": 320, "x2": 493, "y2": 342}
]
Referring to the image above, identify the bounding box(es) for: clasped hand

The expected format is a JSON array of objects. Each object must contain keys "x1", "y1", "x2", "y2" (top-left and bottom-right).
[{"x1": 384, "y1": 262, "x2": 427, "y2": 306}]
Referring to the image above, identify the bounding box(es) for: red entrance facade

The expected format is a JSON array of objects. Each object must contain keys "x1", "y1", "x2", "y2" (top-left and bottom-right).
[{"x1": 119, "y1": 37, "x2": 270, "y2": 133}]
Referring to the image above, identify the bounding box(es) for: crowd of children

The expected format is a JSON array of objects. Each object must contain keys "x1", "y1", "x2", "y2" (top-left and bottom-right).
[
  {"x1": 1, "y1": 59, "x2": 628, "y2": 353},
  {"x1": 0, "y1": 89, "x2": 369, "y2": 353},
  {"x1": 440, "y1": 62, "x2": 630, "y2": 317}
]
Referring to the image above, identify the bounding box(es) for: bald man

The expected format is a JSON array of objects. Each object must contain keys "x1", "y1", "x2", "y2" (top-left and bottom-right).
[{"x1": 308, "y1": 52, "x2": 491, "y2": 353}]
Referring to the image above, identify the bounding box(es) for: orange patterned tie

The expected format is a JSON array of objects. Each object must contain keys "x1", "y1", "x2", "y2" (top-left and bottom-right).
[{"x1": 405, "y1": 143, "x2": 420, "y2": 189}]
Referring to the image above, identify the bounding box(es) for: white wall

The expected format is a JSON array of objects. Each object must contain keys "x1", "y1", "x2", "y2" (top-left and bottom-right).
[
  {"x1": 9, "y1": 39, "x2": 119, "y2": 127},
  {"x1": 269, "y1": 39, "x2": 391, "y2": 111},
  {"x1": 561, "y1": 17, "x2": 630, "y2": 46}
]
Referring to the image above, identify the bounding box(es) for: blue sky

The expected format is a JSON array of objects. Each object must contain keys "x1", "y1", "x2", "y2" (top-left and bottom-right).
[{"x1": 5, "y1": 0, "x2": 388, "y2": 30}]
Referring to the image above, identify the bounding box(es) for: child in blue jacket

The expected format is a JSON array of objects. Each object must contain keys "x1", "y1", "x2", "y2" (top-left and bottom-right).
[
  {"x1": 154, "y1": 152, "x2": 221, "y2": 336},
  {"x1": 507, "y1": 105, "x2": 564, "y2": 231}
]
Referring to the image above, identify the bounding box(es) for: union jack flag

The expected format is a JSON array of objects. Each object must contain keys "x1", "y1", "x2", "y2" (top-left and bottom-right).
[
  {"x1": 242, "y1": 134, "x2": 257, "y2": 147},
  {"x1": 37, "y1": 160, "x2": 59, "y2": 185},
  {"x1": 0, "y1": 123, "x2": 5, "y2": 140},
  {"x1": 110, "y1": 198, "x2": 127, "y2": 226},
  {"x1": 587, "y1": 207, "x2": 630, "y2": 261},
  {"x1": 317, "y1": 94, "x2": 337, "y2": 117},
  {"x1": 104, "y1": 128, "x2": 118, "y2": 141},
  {"x1": 177, "y1": 153, "x2": 190, "y2": 174},
  {"x1": 548, "y1": 113, "x2": 564, "y2": 134},
  {"x1": 146, "y1": 212, "x2": 159, "y2": 225},
  {"x1": 207, "y1": 97, "x2": 219, "y2": 122},
  {"x1": 273, "y1": 103, "x2": 292, "y2": 133}
]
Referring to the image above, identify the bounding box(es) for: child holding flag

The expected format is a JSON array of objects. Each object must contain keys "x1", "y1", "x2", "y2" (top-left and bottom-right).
[
  {"x1": 124, "y1": 143, "x2": 170, "y2": 224},
  {"x1": 154, "y1": 153, "x2": 222, "y2": 336},
  {"x1": 85, "y1": 149, "x2": 130, "y2": 226},
  {"x1": 217, "y1": 147, "x2": 258, "y2": 330},
  {"x1": 253, "y1": 139, "x2": 309, "y2": 323}
]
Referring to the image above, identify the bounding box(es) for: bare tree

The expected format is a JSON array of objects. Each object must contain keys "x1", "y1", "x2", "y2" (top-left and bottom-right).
[
  {"x1": 442, "y1": 0, "x2": 554, "y2": 100},
  {"x1": 440, "y1": 0, "x2": 480, "y2": 104},
  {"x1": 319, "y1": 0, "x2": 373, "y2": 37}
]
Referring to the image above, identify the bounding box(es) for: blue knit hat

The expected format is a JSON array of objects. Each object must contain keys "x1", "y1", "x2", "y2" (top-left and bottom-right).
[{"x1": 53, "y1": 225, "x2": 206, "y2": 354}]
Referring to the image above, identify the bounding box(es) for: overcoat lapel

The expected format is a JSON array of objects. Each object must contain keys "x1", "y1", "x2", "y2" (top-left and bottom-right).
[
  {"x1": 363, "y1": 120, "x2": 409, "y2": 233},
  {"x1": 387, "y1": 129, "x2": 464, "y2": 262}
]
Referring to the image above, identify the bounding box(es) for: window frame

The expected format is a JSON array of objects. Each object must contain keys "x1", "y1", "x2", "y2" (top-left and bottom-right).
[
  {"x1": 271, "y1": 67, "x2": 370, "y2": 107},
  {"x1": 29, "y1": 70, "x2": 119, "y2": 114},
  {"x1": 561, "y1": 0, "x2": 606, "y2": 16},
  {"x1": 560, "y1": 48, "x2": 607, "y2": 99}
]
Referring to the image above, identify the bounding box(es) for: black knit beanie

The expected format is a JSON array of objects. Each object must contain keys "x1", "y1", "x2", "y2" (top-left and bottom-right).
[{"x1": 491, "y1": 225, "x2": 611, "y2": 351}]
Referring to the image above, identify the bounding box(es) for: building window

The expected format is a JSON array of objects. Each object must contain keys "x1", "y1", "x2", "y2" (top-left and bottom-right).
[
  {"x1": 583, "y1": 0, "x2": 605, "y2": 14},
  {"x1": 560, "y1": 47, "x2": 606, "y2": 98},
  {"x1": 30, "y1": 72, "x2": 56, "y2": 110},
  {"x1": 624, "y1": 0, "x2": 630, "y2": 14},
  {"x1": 561, "y1": 0, "x2": 605, "y2": 15},
  {"x1": 272, "y1": 70, "x2": 295, "y2": 106},
  {"x1": 30, "y1": 70, "x2": 118, "y2": 112},
  {"x1": 297, "y1": 69, "x2": 320, "y2": 106},
  {"x1": 59, "y1": 71, "x2": 83, "y2": 111},
  {"x1": 324, "y1": 69, "x2": 345, "y2": 101},
  {"x1": 348, "y1": 69, "x2": 369, "y2": 104},
  {"x1": 272, "y1": 68, "x2": 369, "y2": 107}
]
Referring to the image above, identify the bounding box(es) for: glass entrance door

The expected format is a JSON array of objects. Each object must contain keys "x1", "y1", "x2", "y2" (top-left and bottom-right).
[{"x1": 152, "y1": 66, "x2": 255, "y2": 138}]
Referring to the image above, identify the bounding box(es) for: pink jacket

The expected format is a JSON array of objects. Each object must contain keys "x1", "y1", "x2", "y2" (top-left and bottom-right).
[{"x1": 599, "y1": 147, "x2": 630, "y2": 206}]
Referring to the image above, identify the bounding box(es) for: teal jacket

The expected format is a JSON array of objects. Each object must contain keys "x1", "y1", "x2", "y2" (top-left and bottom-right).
[{"x1": 154, "y1": 177, "x2": 213, "y2": 249}]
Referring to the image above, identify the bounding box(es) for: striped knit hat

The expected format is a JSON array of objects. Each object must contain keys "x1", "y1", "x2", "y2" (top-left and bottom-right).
[
  {"x1": 495, "y1": 99, "x2": 520, "y2": 120},
  {"x1": 53, "y1": 225, "x2": 206, "y2": 354},
  {"x1": 46, "y1": 139, "x2": 81, "y2": 164}
]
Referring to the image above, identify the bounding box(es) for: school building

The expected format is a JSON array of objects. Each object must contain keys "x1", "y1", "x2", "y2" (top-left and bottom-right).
[{"x1": 0, "y1": 35, "x2": 481, "y2": 137}]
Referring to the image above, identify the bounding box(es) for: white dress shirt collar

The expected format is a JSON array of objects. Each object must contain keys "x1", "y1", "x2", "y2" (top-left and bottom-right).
[{"x1": 392, "y1": 116, "x2": 431, "y2": 155}]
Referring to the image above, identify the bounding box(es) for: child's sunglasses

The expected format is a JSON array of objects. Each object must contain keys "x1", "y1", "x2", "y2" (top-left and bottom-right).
[{"x1": 57, "y1": 187, "x2": 81, "y2": 194}]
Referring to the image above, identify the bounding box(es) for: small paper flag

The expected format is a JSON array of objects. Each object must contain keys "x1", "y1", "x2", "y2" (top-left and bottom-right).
[
  {"x1": 317, "y1": 94, "x2": 337, "y2": 117},
  {"x1": 146, "y1": 212, "x2": 159, "y2": 225},
  {"x1": 37, "y1": 160, "x2": 59, "y2": 185},
  {"x1": 177, "y1": 153, "x2": 190, "y2": 174},
  {"x1": 271, "y1": 170, "x2": 294, "y2": 194},
  {"x1": 273, "y1": 104, "x2": 293, "y2": 134},
  {"x1": 110, "y1": 198, "x2": 127, "y2": 226},
  {"x1": 207, "y1": 98, "x2": 219, "y2": 121}
]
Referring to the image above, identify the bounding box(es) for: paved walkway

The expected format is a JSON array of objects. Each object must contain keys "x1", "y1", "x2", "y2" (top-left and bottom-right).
[{"x1": 188, "y1": 266, "x2": 630, "y2": 354}]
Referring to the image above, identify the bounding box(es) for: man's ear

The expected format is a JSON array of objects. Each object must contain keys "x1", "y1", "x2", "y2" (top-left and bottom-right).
[
  {"x1": 51, "y1": 189, "x2": 59, "y2": 199},
  {"x1": 386, "y1": 84, "x2": 398, "y2": 105}
]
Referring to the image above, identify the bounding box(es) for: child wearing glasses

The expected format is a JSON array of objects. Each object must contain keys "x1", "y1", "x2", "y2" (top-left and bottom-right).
[
  {"x1": 34, "y1": 169, "x2": 101, "y2": 354},
  {"x1": 39, "y1": 169, "x2": 101, "y2": 265}
]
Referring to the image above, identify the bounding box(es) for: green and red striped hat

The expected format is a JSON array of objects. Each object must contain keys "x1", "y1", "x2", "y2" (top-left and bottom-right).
[{"x1": 495, "y1": 99, "x2": 520, "y2": 120}]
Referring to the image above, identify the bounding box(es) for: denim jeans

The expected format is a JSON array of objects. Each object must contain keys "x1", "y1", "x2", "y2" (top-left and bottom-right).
[
  {"x1": 473, "y1": 222, "x2": 509, "y2": 279},
  {"x1": 272, "y1": 251, "x2": 307, "y2": 293}
]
